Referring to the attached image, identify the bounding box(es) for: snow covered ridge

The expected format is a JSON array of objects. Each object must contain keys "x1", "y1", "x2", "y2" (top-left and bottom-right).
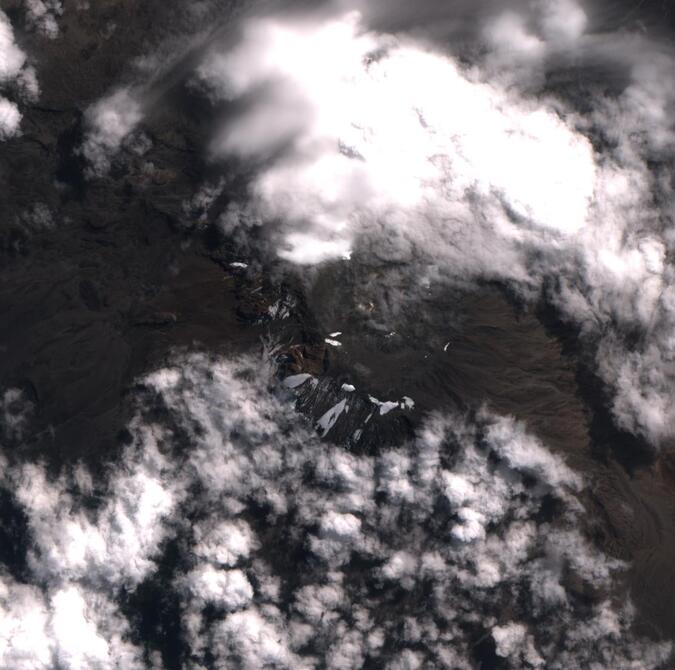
[
  {"x1": 192, "y1": 6, "x2": 675, "y2": 448},
  {"x1": 0, "y1": 352, "x2": 671, "y2": 669}
]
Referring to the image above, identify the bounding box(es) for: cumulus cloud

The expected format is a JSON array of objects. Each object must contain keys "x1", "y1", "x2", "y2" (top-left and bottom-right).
[
  {"x1": 11, "y1": 424, "x2": 183, "y2": 587},
  {"x1": 182, "y1": 179, "x2": 225, "y2": 228},
  {"x1": 0, "y1": 392, "x2": 182, "y2": 668},
  {"x1": 0, "y1": 576, "x2": 52, "y2": 668},
  {"x1": 23, "y1": 0, "x2": 63, "y2": 39},
  {"x1": 49, "y1": 586, "x2": 144, "y2": 669},
  {"x1": 194, "y1": 6, "x2": 675, "y2": 447},
  {"x1": 0, "y1": 574, "x2": 145, "y2": 669},
  {"x1": 0, "y1": 98, "x2": 21, "y2": 139},
  {"x1": 2, "y1": 1, "x2": 672, "y2": 665},
  {"x1": 182, "y1": 565, "x2": 254, "y2": 609},
  {"x1": 193, "y1": 518, "x2": 257, "y2": 567},
  {"x1": 16, "y1": 202, "x2": 55, "y2": 234},
  {"x1": 199, "y1": 12, "x2": 595, "y2": 264},
  {"x1": 0, "y1": 387, "x2": 34, "y2": 444},
  {"x1": 2, "y1": 351, "x2": 666, "y2": 668},
  {"x1": 210, "y1": 608, "x2": 301, "y2": 670},
  {"x1": 484, "y1": 11, "x2": 545, "y2": 61},
  {"x1": 0, "y1": 10, "x2": 39, "y2": 139},
  {"x1": 493, "y1": 622, "x2": 545, "y2": 668},
  {"x1": 483, "y1": 0, "x2": 588, "y2": 78},
  {"x1": 81, "y1": 88, "x2": 144, "y2": 176},
  {"x1": 0, "y1": 13, "x2": 28, "y2": 84},
  {"x1": 539, "y1": 0, "x2": 587, "y2": 43}
]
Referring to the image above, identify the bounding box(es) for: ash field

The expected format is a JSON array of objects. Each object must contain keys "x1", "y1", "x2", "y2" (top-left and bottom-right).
[{"x1": 2, "y1": 0, "x2": 675, "y2": 668}]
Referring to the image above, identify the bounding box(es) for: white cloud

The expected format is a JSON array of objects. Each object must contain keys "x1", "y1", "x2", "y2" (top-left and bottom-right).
[
  {"x1": 483, "y1": 413, "x2": 582, "y2": 489},
  {"x1": 310, "y1": 510, "x2": 363, "y2": 564},
  {"x1": 129, "y1": 353, "x2": 673, "y2": 665},
  {"x1": 0, "y1": 351, "x2": 671, "y2": 668},
  {"x1": 0, "y1": 98, "x2": 20, "y2": 139},
  {"x1": 17, "y1": 202, "x2": 55, "y2": 233},
  {"x1": 0, "y1": 9, "x2": 39, "y2": 139},
  {"x1": 184, "y1": 565, "x2": 254, "y2": 610},
  {"x1": 193, "y1": 518, "x2": 257, "y2": 567},
  {"x1": 182, "y1": 179, "x2": 225, "y2": 228},
  {"x1": 195, "y1": 8, "x2": 675, "y2": 447},
  {"x1": 485, "y1": 0, "x2": 587, "y2": 65},
  {"x1": 294, "y1": 578, "x2": 346, "y2": 625},
  {"x1": 50, "y1": 586, "x2": 144, "y2": 670},
  {"x1": 11, "y1": 419, "x2": 184, "y2": 586},
  {"x1": 0, "y1": 575, "x2": 52, "y2": 669},
  {"x1": 0, "y1": 0, "x2": 669, "y2": 664},
  {"x1": 484, "y1": 11, "x2": 544, "y2": 59},
  {"x1": 378, "y1": 450, "x2": 415, "y2": 503},
  {"x1": 381, "y1": 551, "x2": 418, "y2": 586},
  {"x1": 23, "y1": 0, "x2": 63, "y2": 39},
  {"x1": 0, "y1": 387, "x2": 34, "y2": 444},
  {"x1": 82, "y1": 88, "x2": 144, "y2": 176},
  {"x1": 0, "y1": 574, "x2": 145, "y2": 670},
  {"x1": 493, "y1": 621, "x2": 545, "y2": 668},
  {"x1": 493, "y1": 621, "x2": 527, "y2": 656},
  {"x1": 539, "y1": 0, "x2": 587, "y2": 43},
  {"x1": 325, "y1": 627, "x2": 368, "y2": 669},
  {"x1": 0, "y1": 12, "x2": 27, "y2": 82},
  {"x1": 211, "y1": 608, "x2": 301, "y2": 670},
  {"x1": 199, "y1": 11, "x2": 595, "y2": 267}
]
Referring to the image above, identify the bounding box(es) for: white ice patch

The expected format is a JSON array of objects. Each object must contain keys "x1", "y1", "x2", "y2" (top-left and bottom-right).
[
  {"x1": 369, "y1": 394, "x2": 415, "y2": 415},
  {"x1": 371, "y1": 398, "x2": 398, "y2": 415},
  {"x1": 317, "y1": 398, "x2": 349, "y2": 436},
  {"x1": 324, "y1": 338, "x2": 342, "y2": 347}
]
